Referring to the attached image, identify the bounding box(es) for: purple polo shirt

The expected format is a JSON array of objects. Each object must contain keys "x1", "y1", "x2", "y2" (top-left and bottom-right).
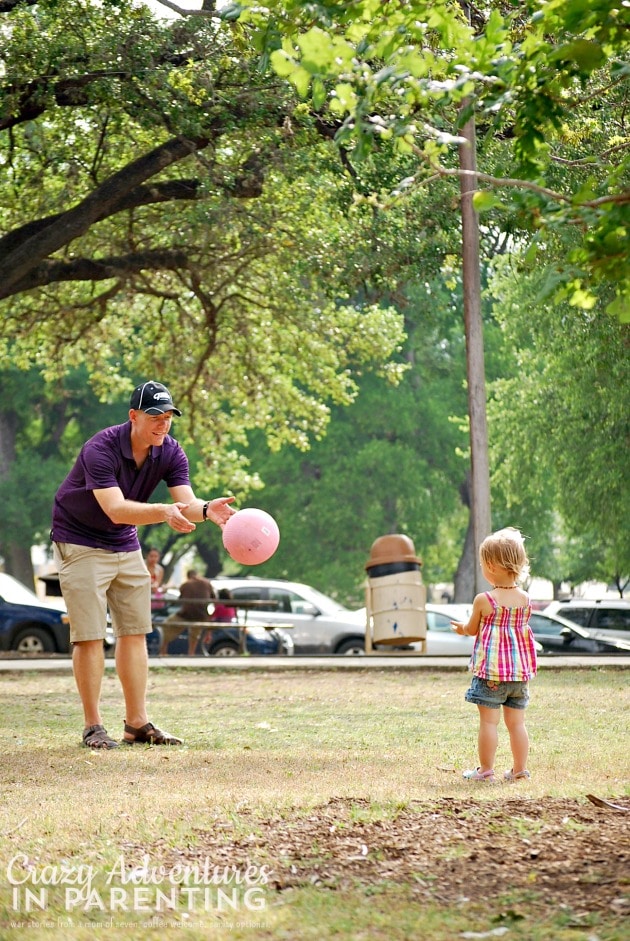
[{"x1": 52, "y1": 422, "x2": 190, "y2": 551}]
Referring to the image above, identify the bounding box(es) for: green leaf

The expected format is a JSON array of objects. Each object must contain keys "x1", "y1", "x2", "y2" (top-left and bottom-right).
[
  {"x1": 484, "y1": 8, "x2": 507, "y2": 44},
  {"x1": 297, "y1": 27, "x2": 335, "y2": 72},
  {"x1": 569, "y1": 286, "x2": 597, "y2": 310},
  {"x1": 291, "y1": 66, "x2": 312, "y2": 99},
  {"x1": 312, "y1": 78, "x2": 327, "y2": 111},
  {"x1": 523, "y1": 239, "x2": 540, "y2": 265},
  {"x1": 270, "y1": 49, "x2": 297, "y2": 77},
  {"x1": 551, "y1": 39, "x2": 605, "y2": 74},
  {"x1": 330, "y1": 82, "x2": 357, "y2": 114},
  {"x1": 472, "y1": 191, "x2": 504, "y2": 212},
  {"x1": 606, "y1": 294, "x2": 630, "y2": 323}
]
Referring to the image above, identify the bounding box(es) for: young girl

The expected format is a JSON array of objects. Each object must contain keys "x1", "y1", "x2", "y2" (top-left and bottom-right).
[{"x1": 451, "y1": 527, "x2": 537, "y2": 783}]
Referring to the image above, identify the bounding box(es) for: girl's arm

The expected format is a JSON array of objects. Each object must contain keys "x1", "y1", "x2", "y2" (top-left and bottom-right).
[{"x1": 450, "y1": 593, "x2": 489, "y2": 636}]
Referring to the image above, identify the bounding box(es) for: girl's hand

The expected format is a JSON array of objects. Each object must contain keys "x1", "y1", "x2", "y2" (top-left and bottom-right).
[{"x1": 450, "y1": 620, "x2": 465, "y2": 635}]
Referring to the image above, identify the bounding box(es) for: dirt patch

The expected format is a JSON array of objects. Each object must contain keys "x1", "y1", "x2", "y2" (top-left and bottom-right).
[{"x1": 130, "y1": 797, "x2": 629, "y2": 919}]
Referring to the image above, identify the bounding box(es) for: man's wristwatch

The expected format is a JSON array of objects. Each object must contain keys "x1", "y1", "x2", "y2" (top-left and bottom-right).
[{"x1": 202, "y1": 502, "x2": 210, "y2": 521}]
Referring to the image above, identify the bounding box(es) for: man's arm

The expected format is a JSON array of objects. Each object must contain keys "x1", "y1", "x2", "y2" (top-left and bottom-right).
[{"x1": 93, "y1": 487, "x2": 196, "y2": 533}]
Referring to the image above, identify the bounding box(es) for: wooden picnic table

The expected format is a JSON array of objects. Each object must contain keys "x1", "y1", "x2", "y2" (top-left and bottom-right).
[{"x1": 153, "y1": 597, "x2": 288, "y2": 655}]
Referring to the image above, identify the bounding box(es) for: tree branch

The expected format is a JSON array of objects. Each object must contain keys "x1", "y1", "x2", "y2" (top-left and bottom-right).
[
  {"x1": 0, "y1": 180, "x2": 203, "y2": 257},
  {"x1": 151, "y1": 0, "x2": 218, "y2": 17},
  {"x1": 0, "y1": 135, "x2": 213, "y2": 297},
  {"x1": 411, "y1": 147, "x2": 630, "y2": 210},
  {"x1": 0, "y1": 57, "x2": 197, "y2": 132},
  {"x1": 0, "y1": 250, "x2": 192, "y2": 300},
  {"x1": 0, "y1": 0, "x2": 37, "y2": 10}
]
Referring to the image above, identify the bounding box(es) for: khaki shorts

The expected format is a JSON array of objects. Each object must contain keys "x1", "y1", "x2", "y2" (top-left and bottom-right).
[{"x1": 53, "y1": 543, "x2": 152, "y2": 643}]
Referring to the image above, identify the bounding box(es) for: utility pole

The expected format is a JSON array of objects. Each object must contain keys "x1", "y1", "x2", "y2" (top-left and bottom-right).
[{"x1": 459, "y1": 105, "x2": 492, "y2": 592}]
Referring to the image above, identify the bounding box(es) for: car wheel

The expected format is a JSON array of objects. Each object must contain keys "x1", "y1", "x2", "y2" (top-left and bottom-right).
[
  {"x1": 208, "y1": 641, "x2": 240, "y2": 657},
  {"x1": 13, "y1": 626, "x2": 55, "y2": 654},
  {"x1": 335, "y1": 638, "x2": 365, "y2": 656}
]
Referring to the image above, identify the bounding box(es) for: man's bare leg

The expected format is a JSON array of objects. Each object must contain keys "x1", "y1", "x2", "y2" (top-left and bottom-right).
[
  {"x1": 73, "y1": 639, "x2": 105, "y2": 728},
  {"x1": 116, "y1": 634, "x2": 149, "y2": 732}
]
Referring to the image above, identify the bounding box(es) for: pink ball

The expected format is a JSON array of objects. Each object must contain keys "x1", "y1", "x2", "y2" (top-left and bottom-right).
[{"x1": 222, "y1": 508, "x2": 280, "y2": 566}]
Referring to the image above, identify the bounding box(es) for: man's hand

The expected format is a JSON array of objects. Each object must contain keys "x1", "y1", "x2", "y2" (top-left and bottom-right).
[
  {"x1": 164, "y1": 503, "x2": 197, "y2": 533},
  {"x1": 205, "y1": 497, "x2": 236, "y2": 527}
]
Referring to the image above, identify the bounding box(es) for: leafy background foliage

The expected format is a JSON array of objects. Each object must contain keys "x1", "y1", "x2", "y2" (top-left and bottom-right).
[{"x1": 0, "y1": 0, "x2": 627, "y2": 597}]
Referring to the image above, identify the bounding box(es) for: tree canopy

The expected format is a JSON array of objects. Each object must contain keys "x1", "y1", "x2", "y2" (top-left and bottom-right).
[
  {"x1": 0, "y1": 0, "x2": 406, "y2": 489},
  {"x1": 487, "y1": 255, "x2": 630, "y2": 592},
  {"x1": 1, "y1": 0, "x2": 627, "y2": 598},
  {"x1": 226, "y1": 0, "x2": 629, "y2": 320}
]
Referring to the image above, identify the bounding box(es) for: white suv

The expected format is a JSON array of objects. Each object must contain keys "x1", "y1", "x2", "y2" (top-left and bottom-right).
[{"x1": 543, "y1": 599, "x2": 630, "y2": 641}]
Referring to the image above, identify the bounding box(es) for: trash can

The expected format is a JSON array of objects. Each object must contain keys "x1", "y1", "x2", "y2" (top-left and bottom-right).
[{"x1": 365, "y1": 534, "x2": 427, "y2": 649}]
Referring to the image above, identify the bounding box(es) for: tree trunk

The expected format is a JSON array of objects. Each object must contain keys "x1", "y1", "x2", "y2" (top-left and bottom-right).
[
  {"x1": 5, "y1": 543, "x2": 36, "y2": 588},
  {"x1": 453, "y1": 512, "x2": 476, "y2": 602},
  {"x1": 0, "y1": 410, "x2": 35, "y2": 584},
  {"x1": 196, "y1": 542, "x2": 222, "y2": 579}
]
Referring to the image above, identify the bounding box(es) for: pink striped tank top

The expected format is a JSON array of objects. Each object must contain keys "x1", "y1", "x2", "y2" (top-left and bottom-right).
[{"x1": 469, "y1": 592, "x2": 537, "y2": 681}]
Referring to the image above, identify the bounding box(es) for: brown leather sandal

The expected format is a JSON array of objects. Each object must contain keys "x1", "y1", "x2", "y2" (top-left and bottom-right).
[
  {"x1": 82, "y1": 724, "x2": 119, "y2": 749},
  {"x1": 123, "y1": 721, "x2": 182, "y2": 746}
]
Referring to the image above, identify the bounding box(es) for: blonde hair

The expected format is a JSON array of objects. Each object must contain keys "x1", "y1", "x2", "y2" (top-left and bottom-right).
[{"x1": 479, "y1": 527, "x2": 530, "y2": 582}]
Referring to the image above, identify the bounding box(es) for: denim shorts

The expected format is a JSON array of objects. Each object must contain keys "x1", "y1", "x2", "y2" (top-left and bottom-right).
[{"x1": 465, "y1": 676, "x2": 530, "y2": 710}]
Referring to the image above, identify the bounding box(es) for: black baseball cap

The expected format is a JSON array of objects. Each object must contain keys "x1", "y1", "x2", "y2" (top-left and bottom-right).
[{"x1": 130, "y1": 381, "x2": 182, "y2": 416}]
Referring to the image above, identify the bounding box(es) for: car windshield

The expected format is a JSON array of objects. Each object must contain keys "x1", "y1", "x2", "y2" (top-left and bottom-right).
[
  {"x1": 299, "y1": 586, "x2": 350, "y2": 613},
  {"x1": 227, "y1": 582, "x2": 350, "y2": 614},
  {"x1": 0, "y1": 573, "x2": 41, "y2": 605}
]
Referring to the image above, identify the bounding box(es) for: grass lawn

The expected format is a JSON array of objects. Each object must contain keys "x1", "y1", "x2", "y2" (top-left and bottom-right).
[{"x1": 0, "y1": 665, "x2": 628, "y2": 940}]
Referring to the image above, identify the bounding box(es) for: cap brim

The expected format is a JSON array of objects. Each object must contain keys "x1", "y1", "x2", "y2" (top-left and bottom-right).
[{"x1": 143, "y1": 406, "x2": 182, "y2": 417}]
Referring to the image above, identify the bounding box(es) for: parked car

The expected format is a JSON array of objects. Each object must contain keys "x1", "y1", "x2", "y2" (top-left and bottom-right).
[
  {"x1": 211, "y1": 577, "x2": 480, "y2": 655},
  {"x1": 423, "y1": 603, "x2": 476, "y2": 655},
  {"x1": 543, "y1": 599, "x2": 630, "y2": 641},
  {"x1": 148, "y1": 595, "x2": 293, "y2": 657},
  {"x1": 37, "y1": 571, "x2": 116, "y2": 654},
  {"x1": 530, "y1": 610, "x2": 630, "y2": 655},
  {"x1": 0, "y1": 572, "x2": 72, "y2": 654},
  {"x1": 200, "y1": 624, "x2": 294, "y2": 657},
  {"x1": 211, "y1": 577, "x2": 368, "y2": 655}
]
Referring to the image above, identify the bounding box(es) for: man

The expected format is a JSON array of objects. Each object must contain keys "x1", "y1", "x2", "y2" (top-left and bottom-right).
[
  {"x1": 51, "y1": 380, "x2": 234, "y2": 749},
  {"x1": 159, "y1": 569, "x2": 216, "y2": 657}
]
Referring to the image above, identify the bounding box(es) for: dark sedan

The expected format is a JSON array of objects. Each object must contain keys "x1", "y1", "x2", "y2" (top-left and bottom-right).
[
  {"x1": 530, "y1": 610, "x2": 630, "y2": 655},
  {"x1": 0, "y1": 572, "x2": 71, "y2": 654}
]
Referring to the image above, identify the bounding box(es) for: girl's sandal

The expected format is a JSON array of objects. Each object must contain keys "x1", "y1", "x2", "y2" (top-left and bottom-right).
[
  {"x1": 123, "y1": 721, "x2": 183, "y2": 746},
  {"x1": 463, "y1": 767, "x2": 495, "y2": 782},
  {"x1": 82, "y1": 724, "x2": 119, "y2": 749},
  {"x1": 504, "y1": 769, "x2": 531, "y2": 781}
]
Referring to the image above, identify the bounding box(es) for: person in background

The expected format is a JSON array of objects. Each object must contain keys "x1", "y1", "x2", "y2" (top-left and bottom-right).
[
  {"x1": 159, "y1": 569, "x2": 216, "y2": 657},
  {"x1": 212, "y1": 587, "x2": 238, "y2": 623},
  {"x1": 145, "y1": 547, "x2": 164, "y2": 592},
  {"x1": 145, "y1": 546, "x2": 166, "y2": 611},
  {"x1": 450, "y1": 527, "x2": 537, "y2": 783},
  {"x1": 51, "y1": 380, "x2": 235, "y2": 749},
  {"x1": 201, "y1": 587, "x2": 238, "y2": 654}
]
